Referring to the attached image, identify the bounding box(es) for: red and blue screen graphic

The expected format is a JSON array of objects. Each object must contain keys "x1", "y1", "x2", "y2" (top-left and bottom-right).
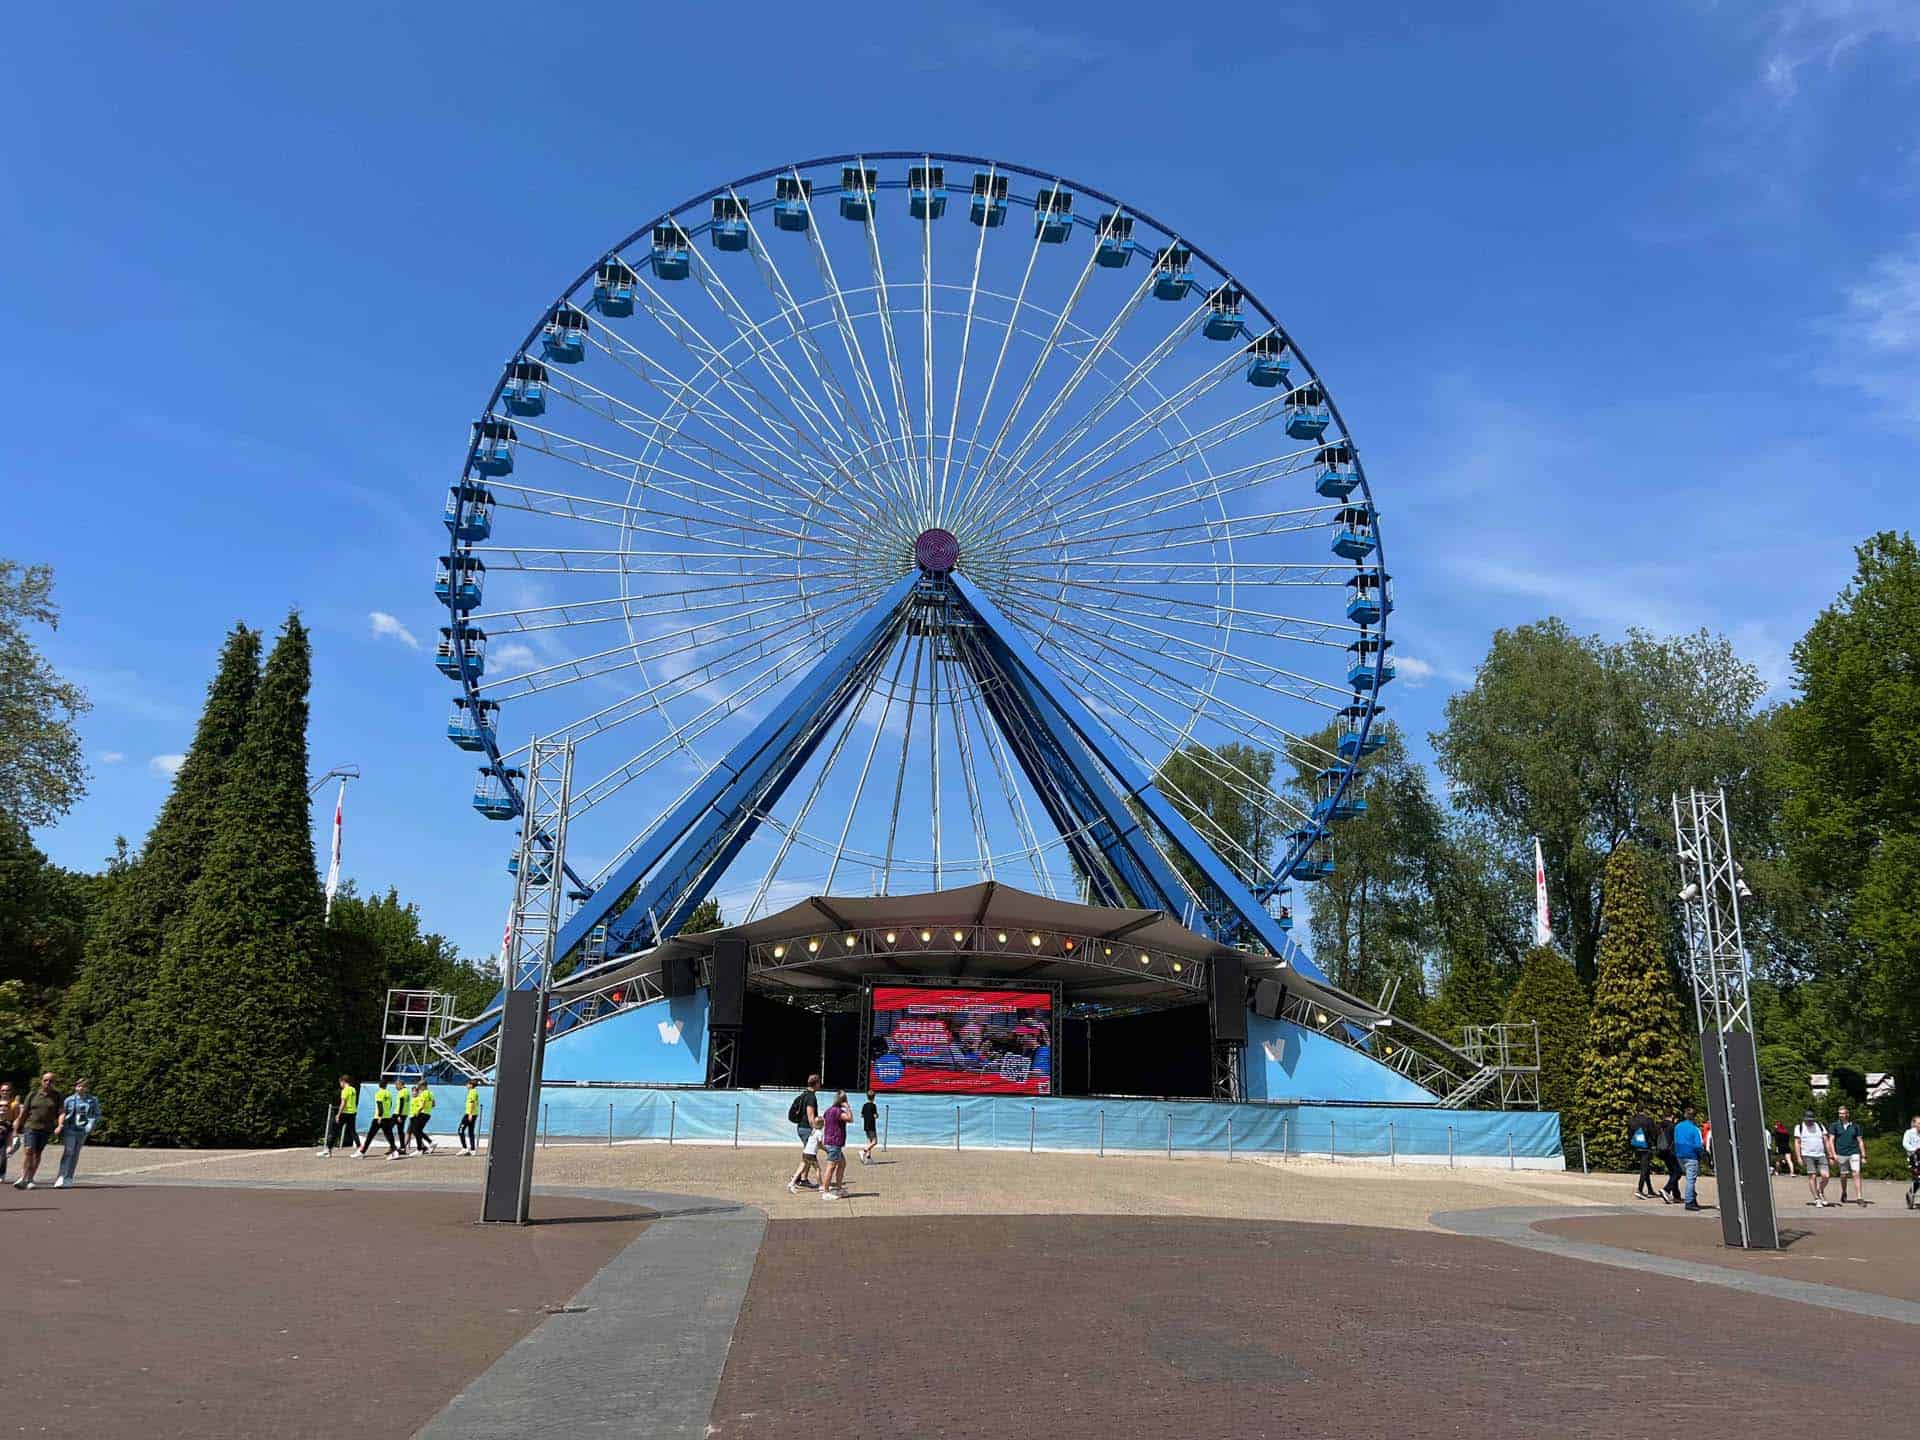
[{"x1": 869, "y1": 987, "x2": 1052, "y2": 1095}]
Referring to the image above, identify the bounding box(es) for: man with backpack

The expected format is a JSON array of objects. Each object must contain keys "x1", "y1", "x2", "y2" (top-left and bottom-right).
[
  {"x1": 786, "y1": 1074, "x2": 821, "y2": 1195},
  {"x1": 1629, "y1": 1109, "x2": 1658, "y2": 1199}
]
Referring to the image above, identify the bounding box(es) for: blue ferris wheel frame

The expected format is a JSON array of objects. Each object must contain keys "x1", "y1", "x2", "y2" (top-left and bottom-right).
[{"x1": 437, "y1": 149, "x2": 1389, "y2": 939}]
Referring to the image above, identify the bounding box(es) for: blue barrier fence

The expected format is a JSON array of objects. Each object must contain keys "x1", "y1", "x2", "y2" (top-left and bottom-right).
[{"x1": 371, "y1": 1085, "x2": 1564, "y2": 1167}]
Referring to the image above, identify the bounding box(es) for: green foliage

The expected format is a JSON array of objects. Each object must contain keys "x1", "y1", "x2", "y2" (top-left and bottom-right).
[
  {"x1": 325, "y1": 883, "x2": 489, "y2": 1079},
  {"x1": 0, "y1": 980, "x2": 47, "y2": 1081},
  {"x1": 0, "y1": 814, "x2": 88, "y2": 993},
  {"x1": 1756, "y1": 1042, "x2": 1813, "y2": 1128},
  {"x1": 1155, "y1": 742, "x2": 1281, "y2": 896},
  {"x1": 1434, "y1": 619, "x2": 1766, "y2": 981},
  {"x1": 136, "y1": 615, "x2": 332, "y2": 1145},
  {"x1": 1575, "y1": 845, "x2": 1694, "y2": 1167},
  {"x1": 1505, "y1": 945, "x2": 1589, "y2": 1116},
  {"x1": 1428, "y1": 946, "x2": 1503, "y2": 1040},
  {"x1": 55, "y1": 625, "x2": 260, "y2": 1112},
  {"x1": 0, "y1": 560, "x2": 90, "y2": 829},
  {"x1": 682, "y1": 897, "x2": 723, "y2": 934}
]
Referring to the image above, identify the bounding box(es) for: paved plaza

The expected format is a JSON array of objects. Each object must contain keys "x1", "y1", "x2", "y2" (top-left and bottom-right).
[{"x1": 6, "y1": 1145, "x2": 1917, "y2": 1438}]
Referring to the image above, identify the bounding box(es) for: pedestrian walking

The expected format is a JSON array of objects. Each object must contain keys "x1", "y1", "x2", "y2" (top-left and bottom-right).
[
  {"x1": 360, "y1": 1081, "x2": 400, "y2": 1158},
  {"x1": 1830, "y1": 1106, "x2": 1867, "y2": 1205},
  {"x1": 0, "y1": 1083, "x2": 19, "y2": 1184},
  {"x1": 786, "y1": 1074, "x2": 821, "y2": 1194},
  {"x1": 1772, "y1": 1121, "x2": 1796, "y2": 1176},
  {"x1": 1673, "y1": 1106, "x2": 1706, "y2": 1210},
  {"x1": 409, "y1": 1083, "x2": 437, "y2": 1154},
  {"x1": 1657, "y1": 1113, "x2": 1682, "y2": 1204},
  {"x1": 52, "y1": 1079, "x2": 101, "y2": 1188},
  {"x1": 818, "y1": 1092, "x2": 851, "y2": 1201},
  {"x1": 859, "y1": 1094, "x2": 880, "y2": 1164},
  {"x1": 11, "y1": 1073, "x2": 62, "y2": 1191},
  {"x1": 1793, "y1": 1110, "x2": 1833, "y2": 1207},
  {"x1": 321, "y1": 1075, "x2": 360, "y2": 1157},
  {"x1": 458, "y1": 1079, "x2": 481, "y2": 1155},
  {"x1": 1629, "y1": 1109, "x2": 1657, "y2": 1199},
  {"x1": 1903, "y1": 1116, "x2": 1920, "y2": 1210}
]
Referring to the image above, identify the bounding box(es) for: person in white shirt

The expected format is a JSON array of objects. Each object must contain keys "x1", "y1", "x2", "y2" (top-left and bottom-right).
[
  {"x1": 1793, "y1": 1111, "x2": 1834, "y2": 1207},
  {"x1": 1902, "y1": 1115, "x2": 1919, "y2": 1211}
]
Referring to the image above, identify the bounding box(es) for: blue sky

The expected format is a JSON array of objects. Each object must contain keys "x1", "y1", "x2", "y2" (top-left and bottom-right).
[{"x1": 4, "y1": 2, "x2": 1915, "y2": 959}]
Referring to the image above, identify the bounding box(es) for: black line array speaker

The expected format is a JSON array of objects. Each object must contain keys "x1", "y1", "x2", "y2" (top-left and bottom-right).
[
  {"x1": 1253, "y1": 977, "x2": 1285, "y2": 1020},
  {"x1": 1211, "y1": 953, "x2": 1247, "y2": 1043},
  {"x1": 661, "y1": 953, "x2": 697, "y2": 998},
  {"x1": 709, "y1": 938, "x2": 747, "y2": 1028}
]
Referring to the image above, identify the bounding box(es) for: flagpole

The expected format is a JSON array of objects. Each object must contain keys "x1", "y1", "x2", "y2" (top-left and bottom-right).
[{"x1": 324, "y1": 777, "x2": 346, "y2": 922}]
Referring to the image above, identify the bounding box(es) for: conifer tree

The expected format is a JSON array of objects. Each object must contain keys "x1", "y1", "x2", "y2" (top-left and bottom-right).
[
  {"x1": 54, "y1": 624, "x2": 259, "y2": 1119},
  {"x1": 1574, "y1": 845, "x2": 1692, "y2": 1168},
  {"x1": 1428, "y1": 943, "x2": 1502, "y2": 1041},
  {"x1": 138, "y1": 614, "x2": 331, "y2": 1144},
  {"x1": 1504, "y1": 944, "x2": 1589, "y2": 1118}
]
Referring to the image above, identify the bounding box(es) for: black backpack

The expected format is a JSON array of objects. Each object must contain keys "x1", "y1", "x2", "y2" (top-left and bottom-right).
[{"x1": 787, "y1": 1093, "x2": 809, "y2": 1124}]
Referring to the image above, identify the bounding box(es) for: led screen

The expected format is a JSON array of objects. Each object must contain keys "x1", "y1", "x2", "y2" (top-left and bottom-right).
[{"x1": 869, "y1": 987, "x2": 1053, "y2": 1095}]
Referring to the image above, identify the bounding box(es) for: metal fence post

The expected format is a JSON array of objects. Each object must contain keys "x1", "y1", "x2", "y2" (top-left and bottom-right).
[
  {"x1": 733, "y1": 1102, "x2": 741, "y2": 1149},
  {"x1": 1329, "y1": 1118, "x2": 1336, "y2": 1162},
  {"x1": 542, "y1": 1103, "x2": 550, "y2": 1149},
  {"x1": 319, "y1": 1104, "x2": 330, "y2": 1148},
  {"x1": 1098, "y1": 1108, "x2": 1105, "y2": 1157},
  {"x1": 1282, "y1": 1116, "x2": 1290, "y2": 1161},
  {"x1": 1389, "y1": 1121, "x2": 1396, "y2": 1168},
  {"x1": 1227, "y1": 1118, "x2": 1234, "y2": 1162},
  {"x1": 608, "y1": 1101, "x2": 613, "y2": 1146},
  {"x1": 1029, "y1": 1106, "x2": 1036, "y2": 1154},
  {"x1": 954, "y1": 1105, "x2": 960, "y2": 1151},
  {"x1": 1167, "y1": 1113, "x2": 1173, "y2": 1160},
  {"x1": 1447, "y1": 1124, "x2": 1454, "y2": 1169},
  {"x1": 669, "y1": 1098, "x2": 677, "y2": 1146},
  {"x1": 1579, "y1": 1132, "x2": 1588, "y2": 1174},
  {"x1": 1507, "y1": 1132, "x2": 1514, "y2": 1171},
  {"x1": 883, "y1": 1104, "x2": 890, "y2": 1152}
]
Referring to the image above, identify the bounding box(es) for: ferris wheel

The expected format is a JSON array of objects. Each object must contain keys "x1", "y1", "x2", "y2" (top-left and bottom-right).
[{"x1": 434, "y1": 151, "x2": 1392, "y2": 965}]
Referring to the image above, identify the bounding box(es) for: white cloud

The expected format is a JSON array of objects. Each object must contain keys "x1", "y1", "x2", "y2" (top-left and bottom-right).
[
  {"x1": 1392, "y1": 655, "x2": 1438, "y2": 688},
  {"x1": 368, "y1": 611, "x2": 420, "y2": 651},
  {"x1": 97, "y1": 750, "x2": 125, "y2": 765},
  {"x1": 490, "y1": 641, "x2": 538, "y2": 670},
  {"x1": 1761, "y1": 0, "x2": 1920, "y2": 104},
  {"x1": 1819, "y1": 233, "x2": 1920, "y2": 424},
  {"x1": 149, "y1": 754, "x2": 186, "y2": 778}
]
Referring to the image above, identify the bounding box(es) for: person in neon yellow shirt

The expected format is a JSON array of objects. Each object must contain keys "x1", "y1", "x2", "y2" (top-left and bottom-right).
[
  {"x1": 408, "y1": 1083, "x2": 438, "y2": 1155},
  {"x1": 458, "y1": 1080, "x2": 481, "y2": 1156},
  {"x1": 320, "y1": 1075, "x2": 359, "y2": 1158},
  {"x1": 358, "y1": 1081, "x2": 400, "y2": 1159}
]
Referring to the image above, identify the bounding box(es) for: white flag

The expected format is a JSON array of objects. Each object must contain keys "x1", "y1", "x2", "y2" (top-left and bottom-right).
[
  {"x1": 323, "y1": 778, "x2": 346, "y2": 921},
  {"x1": 1533, "y1": 836, "x2": 1552, "y2": 948}
]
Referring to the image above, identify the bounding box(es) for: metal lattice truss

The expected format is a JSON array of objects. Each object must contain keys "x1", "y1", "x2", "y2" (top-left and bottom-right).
[
  {"x1": 1459, "y1": 1022, "x2": 1541, "y2": 1109},
  {"x1": 380, "y1": 989, "x2": 490, "y2": 1082},
  {"x1": 1673, "y1": 788, "x2": 1756, "y2": 1035}
]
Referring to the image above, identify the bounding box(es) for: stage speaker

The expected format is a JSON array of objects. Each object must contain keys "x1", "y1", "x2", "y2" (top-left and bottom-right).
[
  {"x1": 709, "y1": 938, "x2": 746, "y2": 1027},
  {"x1": 1211, "y1": 954, "x2": 1247, "y2": 1043},
  {"x1": 661, "y1": 953, "x2": 697, "y2": 997},
  {"x1": 1253, "y1": 978, "x2": 1285, "y2": 1020}
]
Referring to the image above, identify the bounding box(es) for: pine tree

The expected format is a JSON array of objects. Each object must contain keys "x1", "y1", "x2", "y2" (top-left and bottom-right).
[
  {"x1": 1574, "y1": 845, "x2": 1693, "y2": 1168},
  {"x1": 138, "y1": 615, "x2": 332, "y2": 1145},
  {"x1": 53, "y1": 624, "x2": 259, "y2": 1121},
  {"x1": 1428, "y1": 943, "x2": 1503, "y2": 1041},
  {"x1": 1504, "y1": 944, "x2": 1589, "y2": 1117}
]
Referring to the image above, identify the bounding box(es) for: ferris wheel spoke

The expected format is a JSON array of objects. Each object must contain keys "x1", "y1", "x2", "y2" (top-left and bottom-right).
[
  {"x1": 944, "y1": 186, "x2": 1055, "y2": 525},
  {"x1": 472, "y1": 577, "x2": 814, "y2": 638},
  {"x1": 879, "y1": 628, "x2": 928, "y2": 895},
  {"x1": 950, "y1": 626, "x2": 1057, "y2": 895},
  {"x1": 470, "y1": 546, "x2": 864, "y2": 579},
  {"x1": 821, "y1": 630, "x2": 918, "y2": 896},
  {"x1": 480, "y1": 480, "x2": 867, "y2": 563},
  {"x1": 935, "y1": 163, "x2": 994, "y2": 524},
  {"x1": 1004, "y1": 575, "x2": 1364, "y2": 646},
  {"x1": 856, "y1": 180, "x2": 934, "y2": 524},
  {"x1": 999, "y1": 505, "x2": 1343, "y2": 566}
]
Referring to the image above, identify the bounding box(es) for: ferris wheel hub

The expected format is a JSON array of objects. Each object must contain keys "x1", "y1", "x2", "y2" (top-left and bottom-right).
[{"x1": 914, "y1": 528, "x2": 960, "y2": 574}]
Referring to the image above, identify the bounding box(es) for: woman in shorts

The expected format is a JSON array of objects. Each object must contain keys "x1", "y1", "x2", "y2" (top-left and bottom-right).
[
  {"x1": 0, "y1": 1083, "x2": 18, "y2": 1183},
  {"x1": 819, "y1": 1092, "x2": 851, "y2": 1201}
]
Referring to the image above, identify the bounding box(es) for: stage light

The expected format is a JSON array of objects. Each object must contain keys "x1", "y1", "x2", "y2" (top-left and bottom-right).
[
  {"x1": 920, "y1": 930, "x2": 932, "y2": 943},
  {"x1": 807, "y1": 938, "x2": 821, "y2": 954},
  {"x1": 996, "y1": 931, "x2": 1009, "y2": 944},
  {"x1": 1139, "y1": 953, "x2": 1151, "y2": 965},
  {"x1": 1029, "y1": 934, "x2": 1043, "y2": 948},
  {"x1": 1385, "y1": 1045, "x2": 1396, "y2": 1056},
  {"x1": 843, "y1": 934, "x2": 857, "y2": 949},
  {"x1": 952, "y1": 929, "x2": 965, "y2": 943},
  {"x1": 1315, "y1": 1011, "x2": 1328, "y2": 1025},
  {"x1": 885, "y1": 931, "x2": 897, "y2": 944},
  {"x1": 772, "y1": 944, "x2": 786, "y2": 958},
  {"x1": 1170, "y1": 960, "x2": 1183, "y2": 973},
  {"x1": 1063, "y1": 939, "x2": 1076, "y2": 952},
  {"x1": 1103, "y1": 946, "x2": 1112, "y2": 957}
]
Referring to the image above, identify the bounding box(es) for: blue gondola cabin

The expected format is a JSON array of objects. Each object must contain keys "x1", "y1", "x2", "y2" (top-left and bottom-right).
[
  {"x1": 541, "y1": 305, "x2": 590, "y2": 364},
  {"x1": 774, "y1": 176, "x2": 813, "y2": 232},
  {"x1": 447, "y1": 696, "x2": 497, "y2": 750},
  {"x1": 1331, "y1": 504, "x2": 1377, "y2": 560},
  {"x1": 593, "y1": 257, "x2": 639, "y2": 316},
  {"x1": 1314, "y1": 765, "x2": 1367, "y2": 823},
  {"x1": 840, "y1": 166, "x2": 877, "y2": 222},
  {"x1": 445, "y1": 483, "x2": 492, "y2": 543},
  {"x1": 1246, "y1": 331, "x2": 1290, "y2": 387},
  {"x1": 1346, "y1": 569, "x2": 1391, "y2": 625},
  {"x1": 1287, "y1": 829, "x2": 1336, "y2": 882},
  {"x1": 1153, "y1": 245, "x2": 1193, "y2": 300},
  {"x1": 1035, "y1": 188, "x2": 1074, "y2": 243},
  {"x1": 1316, "y1": 442, "x2": 1357, "y2": 500},
  {"x1": 472, "y1": 767, "x2": 521, "y2": 820},
  {"x1": 1095, "y1": 213, "x2": 1134, "y2": 268},
  {"x1": 1203, "y1": 285, "x2": 1244, "y2": 340},
  {"x1": 908, "y1": 165, "x2": 946, "y2": 220},
  {"x1": 651, "y1": 224, "x2": 691, "y2": 280},
  {"x1": 502, "y1": 357, "x2": 548, "y2": 416},
  {"x1": 970, "y1": 171, "x2": 1008, "y2": 227},
  {"x1": 435, "y1": 626, "x2": 486, "y2": 680},
  {"x1": 1286, "y1": 382, "x2": 1330, "y2": 440},
  {"x1": 1336, "y1": 703, "x2": 1388, "y2": 759},
  {"x1": 435, "y1": 555, "x2": 485, "y2": 612},
  {"x1": 711, "y1": 197, "x2": 750, "y2": 251},
  {"x1": 469, "y1": 417, "x2": 516, "y2": 477},
  {"x1": 1347, "y1": 636, "x2": 1395, "y2": 690}
]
